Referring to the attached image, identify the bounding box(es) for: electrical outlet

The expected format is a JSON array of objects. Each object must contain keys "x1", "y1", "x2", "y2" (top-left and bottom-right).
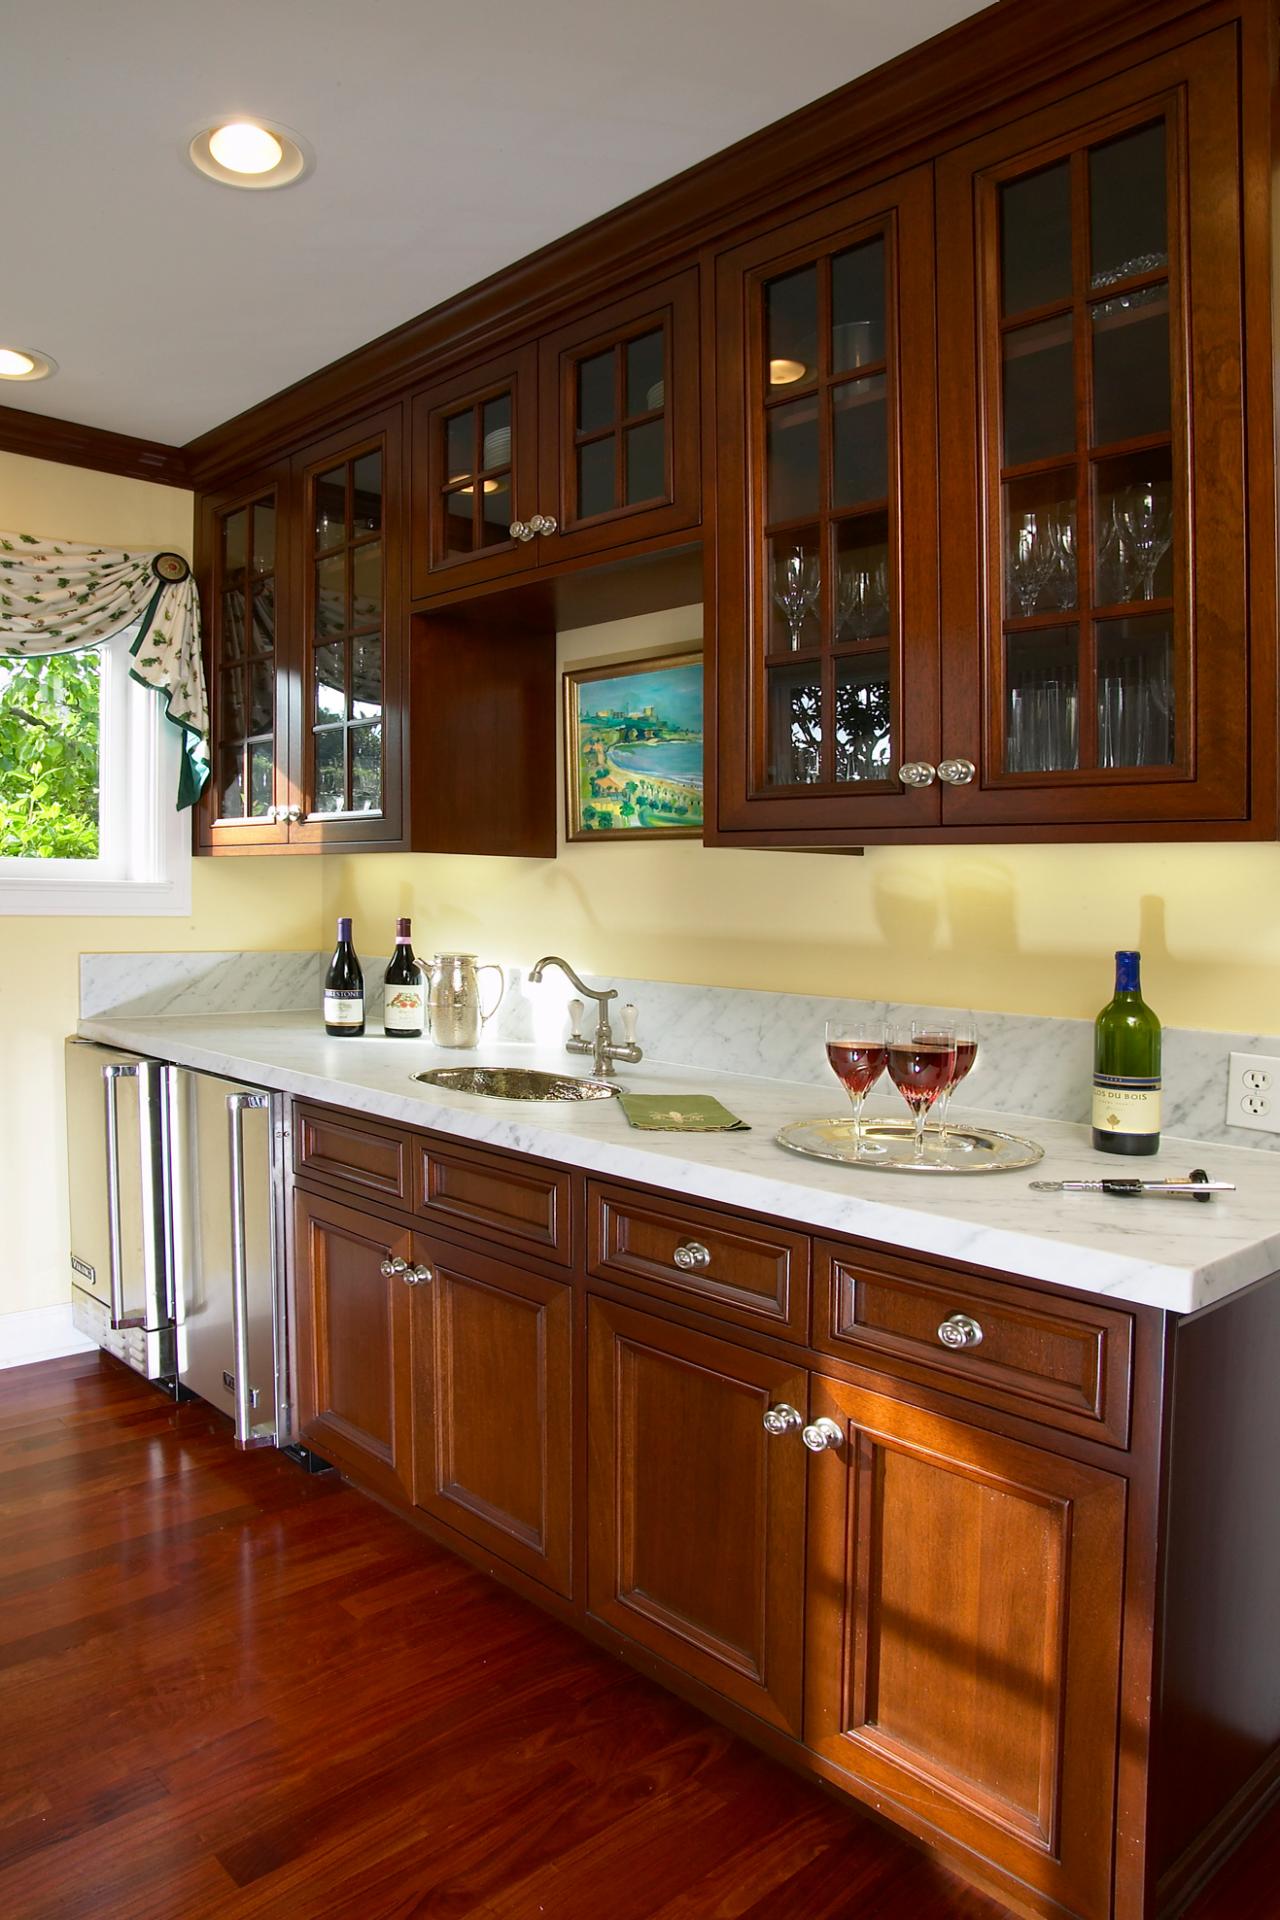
[{"x1": 1227, "y1": 1052, "x2": 1280, "y2": 1135}]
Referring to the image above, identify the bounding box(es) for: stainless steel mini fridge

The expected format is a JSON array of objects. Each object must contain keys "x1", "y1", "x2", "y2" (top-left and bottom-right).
[{"x1": 65, "y1": 1038, "x2": 288, "y2": 1448}]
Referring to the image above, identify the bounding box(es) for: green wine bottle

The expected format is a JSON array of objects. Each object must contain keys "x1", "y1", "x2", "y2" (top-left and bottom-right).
[{"x1": 1092, "y1": 949, "x2": 1161, "y2": 1156}]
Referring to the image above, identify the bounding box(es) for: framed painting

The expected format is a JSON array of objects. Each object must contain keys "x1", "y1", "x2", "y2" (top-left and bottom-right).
[{"x1": 564, "y1": 651, "x2": 703, "y2": 841}]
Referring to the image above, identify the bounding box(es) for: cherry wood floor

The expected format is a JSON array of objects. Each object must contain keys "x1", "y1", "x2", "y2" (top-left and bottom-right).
[{"x1": 1, "y1": 1354, "x2": 1277, "y2": 1920}]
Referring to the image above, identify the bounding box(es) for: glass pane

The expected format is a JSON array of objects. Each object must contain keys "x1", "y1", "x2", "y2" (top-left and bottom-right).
[
  {"x1": 1000, "y1": 161, "x2": 1072, "y2": 316},
  {"x1": 351, "y1": 453, "x2": 381, "y2": 537},
  {"x1": 767, "y1": 399, "x2": 819, "y2": 523},
  {"x1": 768, "y1": 528, "x2": 822, "y2": 655},
  {"x1": 217, "y1": 744, "x2": 244, "y2": 819},
  {"x1": 1097, "y1": 614, "x2": 1175, "y2": 767},
  {"x1": 314, "y1": 469, "x2": 346, "y2": 549},
  {"x1": 443, "y1": 488, "x2": 475, "y2": 560},
  {"x1": 1003, "y1": 472, "x2": 1077, "y2": 618},
  {"x1": 315, "y1": 642, "x2": 345, "y2": 722},
  {"x1": 626, "y1": 331, "x2": 664, "y2": 415},
  {"x1": 578, "y1": 436, "x2": 617, "y2": 518},
  {"x1": 834, "y1": 513, "x2": 890, "y2": 642},
  {"x1": 766, "y1": 662, "x2": 822, "y2": 786},
  {"x1": 223, "y1": 509, "x2": 247, "y2": 573},
  {"x1": 1090, "y1": 123, "x2": 1167, "y2": 288},
  {"x1": 625, "y1": 420, "x2": 665, "y2": 505},
  {"x1": 220, "y1": 587, "x2": 246, "y2": 662},
  {"x1": 577, "y1": 351, "x2": 615, "y2": 434},
  {"x1": 248, "y1": 660, "x2": 273, "y2": 735},
  {"x1": 835, "y1": 651, "x2": 892, "y2": 782},
  {"x1": 351, "y1": 723, "x2": 383, "y2": 812},
  {"x1": 351, "y1": 635, "x2": 382, "y2": 720},
  {"x1": 352, "y1": 539, "x2": 382, "y2": 629},
  {"x1": 766, "y1": 265, "x2": 818, "y2": 393},
  {"x1": 480, "y1": 474, "x2": 512, "y2": 547},
  {"x1": 252, "y1": 501, "x2": 275, "y2": 577},
  {"x1": 446, "y1": 411, "x2": 475, "y2": 484},
  {"x1": 832, "y1": 375, "x2": 887, "y2": 510},
  {"x1": 251, "y1": 579, "x2": 275, "y2": 652},
  {"x1": 315, "y1": 552, "x2": 346, "y2": 637},
  {"x1": 248, "y1": 743, "x2": 274, "y2": 817},
  {"x1": 1095, "y1": 448, "x2": 1174, "y2": 605},
  {"x1": 1092, "y1": 285, "x2": 1169, "y2": 446},
  {"x1": 482, "y1": 395, "x2": 511, "y2": 471},
  {"x1": 220, "y1": 667, "x2": 245, "y2": 740},
  {"x1": 1003, "y1": 316, "x2": 1074, "y2": 466},
  {"x1": 1005, "y1": 627, "x2": 1079, "y2": 773},
  {"x1": 831, "y1": 240, "x2": 885, "y2": 371},
  {"x1": 313, "y1": 727, "x2": 345, "y2": 813}
]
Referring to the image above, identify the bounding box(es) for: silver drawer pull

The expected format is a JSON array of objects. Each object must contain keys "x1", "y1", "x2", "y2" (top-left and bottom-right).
[
  {"x1": 898, "y1": 761, "x2": 937, "y2": 788},
  {"x1": 762, "y1": 1403, "x2": 802, "y2": 1438},
  {"x1": 672, "y1": 1240, "x2": 711, "y2": 1272},
  {"x1": 802, "y1": 1418, "x2": 843, "y2": 1453},
  {"x1": 380, "y1": 1256, "x2": 408, "y2": 1278},
  {"x1": 403, "y1": 1264, "x2": 434, "y2": 1287},
  {"x1": 937, "y1": 758, "x2": 976, "y2": 786},
  {"x1": 937, "y1": 1312, "x2": 984, "y2": 1350}
]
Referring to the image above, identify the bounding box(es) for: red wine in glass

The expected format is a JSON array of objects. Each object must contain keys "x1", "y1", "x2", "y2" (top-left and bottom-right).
[
  {"x1": 825, "y1": 1021, "x2": 887, "y2": 1158},
  {"x1": 920, "y1": 1020, "x2": 978, "y2": 1150},
  {"x1": 949, "y1": 1038, "x2": 978, "y2": 1086},
  {"x1": 887, "y1": 1029, "x2": 957, "y2": 1159}
]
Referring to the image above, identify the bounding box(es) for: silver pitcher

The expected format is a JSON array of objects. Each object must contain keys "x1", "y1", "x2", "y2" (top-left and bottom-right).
[{"x1": 427, "y1": 953, "x2": 505, "y2": 1049}]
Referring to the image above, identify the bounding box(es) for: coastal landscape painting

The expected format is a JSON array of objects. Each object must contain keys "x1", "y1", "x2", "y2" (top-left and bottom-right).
[{"x1": 565, "y1": 651, "x2": 703, "y2": 841}]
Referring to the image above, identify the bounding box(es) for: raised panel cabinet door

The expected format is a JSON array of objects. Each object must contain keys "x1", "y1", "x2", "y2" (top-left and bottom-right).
[
  {"x1": 586, "y1": 1297, "x2": 807, "y2": 1735},
  {"x1": 936, "y1": 27, "x2": 1252, "y2": 830},
  {"x1": 292, "y1": 1190, "x2": 414, "y2": 1505},
  {"x1": 409, "y1": 346, "x2": 539, "y2": 597},
  {"x1": 411, "y1": 1240, "x2": 572, "y2": 1597},
  {"x1": 713, "y1": 165, "x2": 941, "y2": 841},
  {"x1": 537, "y1": 269, "x2": 700, "y2": 564},
  {"x1": 805, "y1": 1374, "x2": 1125, "y2": 1920}
]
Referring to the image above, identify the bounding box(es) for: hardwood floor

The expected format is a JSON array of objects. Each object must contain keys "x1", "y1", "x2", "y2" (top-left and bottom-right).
[{"x1": 0, "y1": 1354, "x2": 1275, "y2": 1920}]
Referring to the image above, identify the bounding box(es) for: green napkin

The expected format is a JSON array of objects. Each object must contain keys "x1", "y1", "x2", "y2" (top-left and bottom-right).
[{"x1": 617, "y1": 1094, "x2": 750, "y2": 1132}]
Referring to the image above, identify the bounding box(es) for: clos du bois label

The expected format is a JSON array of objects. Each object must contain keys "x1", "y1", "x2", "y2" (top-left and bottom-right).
[
  {"x1": 1092, "y1": 1073, "x2": 1161, "y2": 1137},
  {"x1": 324, "y1": 989, "x2": 364, "y2": 1029}
]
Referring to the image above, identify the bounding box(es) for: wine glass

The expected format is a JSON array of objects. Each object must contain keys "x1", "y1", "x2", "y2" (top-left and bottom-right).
[
  {"x1": 1116, "y1": 484, "x2": 1172, "y2": 601},
  {"x1": 1007, "y1": 511, "x2": 1061, "y2": 616},
  {"x1": 887, "y1": 1020, "x2": 957, "y2": 1161},
  {"x1": 930, "y1": 1014, "x2": 978, "y2": 1151},
  {"x1": 773, "y1": 550, "x2": 820, "y2": 651},
  {"x1": 825, "y1": 1019, "x2": 887, "y2": 1159}
]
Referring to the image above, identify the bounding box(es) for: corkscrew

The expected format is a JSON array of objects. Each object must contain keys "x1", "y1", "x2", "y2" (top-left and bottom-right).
[{"x1": 1030, "y1": 1168, "x2": 1234, "y2": 1200}]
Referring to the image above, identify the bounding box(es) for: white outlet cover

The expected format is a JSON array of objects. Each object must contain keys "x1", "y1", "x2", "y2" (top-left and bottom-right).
[{"x1": 1227, "y1": 1051, "x2": 1280, "y2": 1135}]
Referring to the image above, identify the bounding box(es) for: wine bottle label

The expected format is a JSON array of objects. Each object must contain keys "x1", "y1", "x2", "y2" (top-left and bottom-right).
[
  {"x1": 324, "y1": 990, "x2": 364, "y2": 1029},
  {"x1": 384, "y1": 986, "x2": 425, "y2": 1032},
  {"x1": 1092, "y1": 1075, "x2": 1161, "y2": 1136}
]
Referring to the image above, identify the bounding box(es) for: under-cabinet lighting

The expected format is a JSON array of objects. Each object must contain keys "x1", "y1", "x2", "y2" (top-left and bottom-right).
[
  {"x1": 0, "y1": 346, "x2": 56, "y2": 381},
  {"x1": 769, "y1": 358, "x2": 807, "y2": 385},
  {"x1": 188, "y1": 120, "x2": 311, "y2": 190}
]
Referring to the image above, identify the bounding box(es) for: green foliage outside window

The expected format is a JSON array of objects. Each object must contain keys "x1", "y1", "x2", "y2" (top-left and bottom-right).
[{"x1": 0, "y1": 650, "x2": 100, "y2": 858}]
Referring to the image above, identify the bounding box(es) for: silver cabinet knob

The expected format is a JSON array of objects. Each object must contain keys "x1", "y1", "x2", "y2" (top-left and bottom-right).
[
  {"x1": 762, "y1": 1403, "x2": 803, "y2": 1438},
  {"x1": 403, "y1": 1263, "x2": 434, "y2": 1286},
  {"x1": 802, "y1": 1417, "x2": 844, "y2": 1453},
  {"x1": 508, "y1": 519, "x2": 535, "y2": 542},
  {"x1": 937, "y1": 1312, "x2": 984, "y2": 1350},
  {"x1": 380, "y1": 1256, "x2": 408, "y2": 1278},
  {"x1": 937, "y1": 758, "x2": 977, "y2": 786},
  {"x1": 529, "y1": 512, "x2": 557, "y2": 536},
  {"x1": 672, "y1": 1240, "x2": 711, "y2": 1272},
  {"x1": 898, "y1": 761, "x2": 937, "y2": 788},
  {"x1": 264, "y1": 804, "x2": 279, "y2": 823}
]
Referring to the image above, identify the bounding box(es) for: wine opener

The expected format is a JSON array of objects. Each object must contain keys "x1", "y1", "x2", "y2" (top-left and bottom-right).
[{"x1": 1029, "y1": 1167, "x2": 1233, "y2": 1201}]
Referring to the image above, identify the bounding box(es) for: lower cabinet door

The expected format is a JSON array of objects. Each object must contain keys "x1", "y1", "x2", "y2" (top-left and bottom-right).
[
  {"x1": 587, "y1": 1297, "x2": 807, "y2": 1735},
  {"x1": 805, "y1": 1374, "x2": 1125, "y2": 1920},
  {"x1": 411, "y1": 1239, "x2": 573, "y2": 1597},
  {"x1": 293, "y1": 1190, "x2": 415, "y2": 1505}
]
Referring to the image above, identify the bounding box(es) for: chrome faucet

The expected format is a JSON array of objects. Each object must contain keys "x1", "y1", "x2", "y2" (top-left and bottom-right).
[{"x1": 528, "y1": 956, "x2": 642, "y2": 1078}]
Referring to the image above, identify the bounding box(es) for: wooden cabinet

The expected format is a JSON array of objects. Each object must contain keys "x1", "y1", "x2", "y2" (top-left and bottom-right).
[
  {"x1": 411, "y1": 270, "x2": 700, "y2": 600},
  {"x1": 804, "y1": 1373, "x2": 1126, "y2": 1920}
]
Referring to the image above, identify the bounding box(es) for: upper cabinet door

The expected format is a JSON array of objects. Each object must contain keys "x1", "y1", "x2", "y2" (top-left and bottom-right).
[
  {"x1": 713, "y1": 168, "x2": 942, "y2": 838},
  {"x1": 410, "y1": 347, "x2": 539, "y2": 597},
  {"x1": 936, "y1": 28, "x2": 1248, "y2": 829},
  {"x1": 537, "y1": 270, "x2": 700, "y2": 563},
  {"x1": 289, "y1": 407, "x2": 406, "y2": 847}
]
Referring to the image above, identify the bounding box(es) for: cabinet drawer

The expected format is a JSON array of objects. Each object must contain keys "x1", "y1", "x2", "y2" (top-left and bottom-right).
[
  {"x1": 588, "y1": 1182, "x2": 809, "y2": 1341},
  {"x1": 816, "y1": 1243, "x2": 1133, "y2": 1447},
  {"x1": 294, "y1": 1104, "x2": 409, "y2": 1204},
  {"x1": 413, "y1": 1138, "x2": 570, "y2": 1264}
]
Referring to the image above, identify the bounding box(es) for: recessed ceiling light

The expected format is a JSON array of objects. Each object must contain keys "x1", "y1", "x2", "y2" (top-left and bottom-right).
[
  {"x1": 769, "y1": 358, "x2": 808, "y2": 386},
  {"x1": 188, "y1": 119, "x2": 311, "y2": 190},
  {"x1": 0, "y1": 346, "x2": 57, "y2": 381}
]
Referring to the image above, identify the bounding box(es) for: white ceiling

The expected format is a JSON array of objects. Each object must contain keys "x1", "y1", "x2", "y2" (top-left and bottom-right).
[{"x1": 2, "y1": 0, "x2": 982, "y2": 446}]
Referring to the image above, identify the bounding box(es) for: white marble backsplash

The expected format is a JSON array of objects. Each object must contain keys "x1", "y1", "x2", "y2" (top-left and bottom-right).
[{"x1": 80, "y1": 951, "x2": 1280, "y2": 1152}]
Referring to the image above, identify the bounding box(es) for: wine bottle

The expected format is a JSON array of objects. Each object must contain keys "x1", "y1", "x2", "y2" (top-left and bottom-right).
[
  {"x1": 1092, "y1": 949, "x2": 1161, "y2": 1155},
  {"x1": 324, "y1": 918, "x2": 365, "y2": 1036},
  {"x1": 383, "y1": 918, "x2": 425, "y2": 1038}
]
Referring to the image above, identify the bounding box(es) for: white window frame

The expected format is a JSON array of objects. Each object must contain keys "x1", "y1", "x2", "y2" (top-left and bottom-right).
[{"x1": 0, "y1": 627, "x2": 191, "y2": 916}]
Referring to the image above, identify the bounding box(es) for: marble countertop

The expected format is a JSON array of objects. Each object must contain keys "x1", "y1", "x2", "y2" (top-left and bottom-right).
[{"x1": 77, "y1": 1011, "x2": 1280, "y2": 1316}]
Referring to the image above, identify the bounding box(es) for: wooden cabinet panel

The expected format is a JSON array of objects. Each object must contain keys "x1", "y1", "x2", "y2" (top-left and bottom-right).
[
  {"x1": 805, "y1": 1373, "x2": 1125, "y2": 1920},
  {"x1": 292, "y1": 1189, "x2": 414, "y2": 1504},
  {"x1": 412, "y1": 1138, "x2": 570, "y2": 1264},
  {"x1": 587, "y1": 1297, "x2": 807, "y2": 1734},
  {"x1": 294, "y1": 1103, "x2": 408, "y2": 1204},
  {"x1": 816, "y1": 1242, "x2": 1133, "y2": 1446},
  {"x1": 588, "y1": 1180, "x2": 809, "y2": 1340},
  {"x1": 411, "y1": 1240, "x2": 573, "y2": 1596}
]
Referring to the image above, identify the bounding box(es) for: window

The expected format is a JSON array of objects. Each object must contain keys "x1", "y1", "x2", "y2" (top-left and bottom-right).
[{"x1": 0, "y1": 627, "x2": 191, "y2": 914}]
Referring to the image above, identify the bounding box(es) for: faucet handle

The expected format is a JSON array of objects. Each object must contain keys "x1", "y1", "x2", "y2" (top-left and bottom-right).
[
  {"x1": 568, "y1": 998, "x2": 586, "y2": 1039},
  {"x1": 620, "y1": 1003, "x2": 639, "y2": 1045}
]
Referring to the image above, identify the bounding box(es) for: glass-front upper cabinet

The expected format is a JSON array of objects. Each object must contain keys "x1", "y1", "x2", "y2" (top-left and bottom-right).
[
  {"x1": 411, "y1": 347, "x2": 539, "y2": 597},
  {"x1": 713, "y1": 168, "x2": 941, "y2": 836},
  {"x1": 937, "y1": 28, "x2": 1249, "y2": 830}
]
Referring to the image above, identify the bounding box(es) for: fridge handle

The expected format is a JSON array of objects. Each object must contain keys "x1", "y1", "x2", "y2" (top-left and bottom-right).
[
  {"x1": 228, "y1": 1091, "x2": 273, "y2": 1451},
  {"x1": 103, "y1": 1062, "x2": 145, "y2": 1331}
]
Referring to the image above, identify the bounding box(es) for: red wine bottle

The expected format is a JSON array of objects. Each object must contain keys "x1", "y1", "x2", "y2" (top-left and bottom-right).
[
  {"x1": 324, "y1": 918, "x2": 364, "y2": 1036},
  {"x1": 1093, "y1": 950, "x2": 1161, "y2": 1155},
  {"x1": 383, "y1": 918, "x2": 425, "y2": 1038}
]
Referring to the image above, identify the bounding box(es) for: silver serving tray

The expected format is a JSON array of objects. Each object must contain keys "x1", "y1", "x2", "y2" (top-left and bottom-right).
[{"x1": 776, "y1": 1115, "x2": 1044, "y2": 1174}]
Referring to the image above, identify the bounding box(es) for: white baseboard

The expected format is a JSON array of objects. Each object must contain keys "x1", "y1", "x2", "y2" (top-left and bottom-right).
[{"x1": 0, "y1": 1304, "x2": 97, "y2": 1371}]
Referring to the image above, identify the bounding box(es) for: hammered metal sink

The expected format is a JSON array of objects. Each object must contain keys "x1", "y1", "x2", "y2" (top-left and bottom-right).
[{"x1": 413, "y1": 1066, "x2": 618, "y2": 1102}]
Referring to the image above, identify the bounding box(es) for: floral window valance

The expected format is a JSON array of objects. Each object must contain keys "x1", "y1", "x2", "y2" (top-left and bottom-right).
[{"x1": 0, "y1": 531, "x2": 207, "y2": 807}]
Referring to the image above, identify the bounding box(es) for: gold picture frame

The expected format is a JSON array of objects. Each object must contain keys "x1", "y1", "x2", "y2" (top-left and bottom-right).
[{"x1": 564, "y1": 651, "x2": 703, "y2": 842}]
